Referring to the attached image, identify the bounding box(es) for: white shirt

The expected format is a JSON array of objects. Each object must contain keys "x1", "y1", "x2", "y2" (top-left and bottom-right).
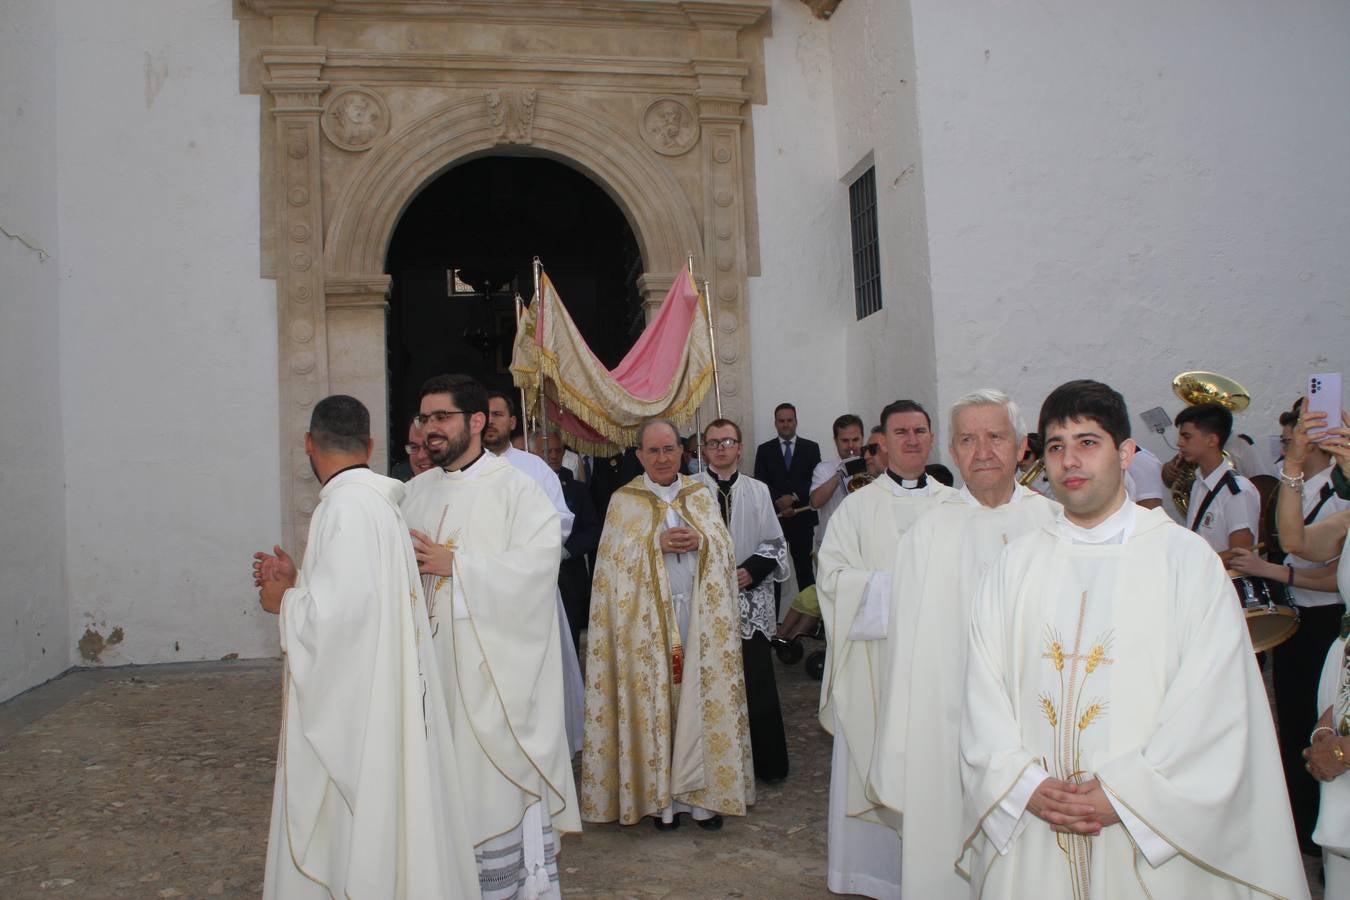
[
  {"x1": 1288, "y1": 466, "x2": 1350, "y2": 608},
  {"x1": 500, "y1": 445, "x2": 574, "y2": 542},
  {"x1": 1126, "y1": 447, "x2": 1166, "y2": 504},
  {"x1": 810, "y1": 457, "x2": 852, "y2": 547},
  {"x1": 1187, "y1": 461, "x2": 1260, "y2": 553}
]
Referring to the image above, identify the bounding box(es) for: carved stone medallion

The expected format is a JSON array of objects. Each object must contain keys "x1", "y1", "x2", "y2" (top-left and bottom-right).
[
  {"x1": 640, "y1": 98, "x2": 699, "y2": 157},
  {"x1": 321, "y1": 86, "x2": 390, "y2": 152}
]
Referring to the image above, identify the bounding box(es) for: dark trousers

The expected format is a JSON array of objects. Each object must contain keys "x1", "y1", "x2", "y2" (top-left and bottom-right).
[
  {"x1": 743, "y1": 633, "x2": 789, "y2": 781},
  {"x1": 775, "y1": 518, "x2": 816, "y2": 615},
  {"x1": 1273, "y1": 603, "x2": 1342, "y2": 850}
]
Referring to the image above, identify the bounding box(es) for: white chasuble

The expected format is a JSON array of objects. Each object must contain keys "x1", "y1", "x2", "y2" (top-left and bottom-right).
[
  {"x1": 868, "y1": 486, "x2": 1059, "y2": 899},
  {"x1": 960, "y1": 506, "x2": 1308, "y2": 900},
  {"x1": 816, "y1": 475, "x2": 962, "y2": 819},
  {"x1": 402, "y1": 454, "x2": 581, "y2": 894},
  {"x1": 580, "y1": 474, "x2": 754, "y2": 825},
  {"x1": 264, "y1": 468, "x2": 478, "y2": 900}
]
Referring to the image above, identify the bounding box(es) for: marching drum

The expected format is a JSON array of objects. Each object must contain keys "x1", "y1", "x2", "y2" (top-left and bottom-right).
[{"x1": 1232, "y1": 575, "x2": 1300, "y2": 652}]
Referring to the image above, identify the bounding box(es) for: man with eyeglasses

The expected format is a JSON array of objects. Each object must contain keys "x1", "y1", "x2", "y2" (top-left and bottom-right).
[
  {"x1": 392, "y1": 418, "x2": 434, "y2": 482},
  {"x1": 863, "y1": 425, "x2": 887, "y2": 478},
  {"x1": 696, "y1": 418, "x2": 791, "y2": 783},
  {"x1": 581, "y1": 418, "x2": 752, "y2": 834},
  {"x1": 401, "y1": 374, "x2": 580, "y2": 899},
  {"x1": 815, "y1": 399, "x2": 958, "y2": 898}
]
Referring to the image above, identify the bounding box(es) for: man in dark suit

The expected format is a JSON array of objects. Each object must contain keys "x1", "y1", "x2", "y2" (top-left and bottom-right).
[
  {"x1": 532, "y1": 429, "x2": 603, "y2": 654},
  {"x1": 753, "y1": 402, "x2": 822, "y2": 605}
]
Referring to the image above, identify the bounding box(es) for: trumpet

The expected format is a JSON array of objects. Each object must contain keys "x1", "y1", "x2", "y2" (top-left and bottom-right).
[
  {"x1": 1017, "y1": 458, "x2": 1045, "y2": 488},
  {"x1": 842, "y1": 456, "x2": 873, "y2": 493}
]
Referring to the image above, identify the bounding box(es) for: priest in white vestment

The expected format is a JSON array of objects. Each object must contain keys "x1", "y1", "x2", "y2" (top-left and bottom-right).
[
  {"x1": 484, "y1": 389, "x2": 585, "y2": 755},
  {"x1": 960, "y1": 379, "x2": 1308, "y2": 899},
  {"x1": 403, "y1": 375, "x2": 580, "y2": 900},
  {"x1": 581, "y1": 418, "x2": 754, "y2": 830},
  {"x1": 254, "y1": 395, "x2": 478, "y2": 900},
  {"x1": 696, "y1": 417, "x2": 792, "y2": 781},
  {"x1": 817, "y1": 399, "x2": 958, "y2": 897},
  {"x1": 868, "y1": 390, "x2": 1059, "y2": 898}
]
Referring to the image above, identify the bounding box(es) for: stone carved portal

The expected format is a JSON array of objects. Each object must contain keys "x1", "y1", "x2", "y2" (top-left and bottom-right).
[{"x1": 236, "y1": 0, "x2": 769, "y2": 548}]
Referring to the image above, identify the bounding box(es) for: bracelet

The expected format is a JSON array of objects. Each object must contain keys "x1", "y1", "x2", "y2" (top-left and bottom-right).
[
  {"x1": 1279, "y1": 468, "x2": 1305, "y2": 492},
  {"x1": 1312, "y1": 726, "x2": 1337, "y2": 742},
  {"x1": 1287, "y1": 564, "x2": 1297, "y2": 587}
]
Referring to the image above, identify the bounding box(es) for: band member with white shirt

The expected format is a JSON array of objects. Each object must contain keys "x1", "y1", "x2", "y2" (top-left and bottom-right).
[
  {"x1": 808, "y1": 414, "x2": 865, "y2": 548},
  {"x1": 1175, "y1": 402, "x2": 1261, "y2": 558}
]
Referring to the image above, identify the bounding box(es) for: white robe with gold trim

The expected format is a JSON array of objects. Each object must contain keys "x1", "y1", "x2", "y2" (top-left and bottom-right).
[
  {"x1": 868, "y1": 485, "x2": 1059, "y2": 899},
  {"x1": 263, "y1": 468, "x2": 478, "y2": 900},
  {"x1": 403, "y1": 454, "x2": 581, "y2": 896},
  {"x1": 960, "y1": 505, "x2": 1308, "y2": 899}
]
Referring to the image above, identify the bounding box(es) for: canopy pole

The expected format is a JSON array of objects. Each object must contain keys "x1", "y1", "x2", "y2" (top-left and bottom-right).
[
  {"x1": 514, "y1": 291, "x2": 530, "y2": 451},
  {"x1": 533, "y1": 257, "x2": 547, "y2": 442},
  {"x1": 702, "y1": 277, "x2": 723, "y2": 419}
]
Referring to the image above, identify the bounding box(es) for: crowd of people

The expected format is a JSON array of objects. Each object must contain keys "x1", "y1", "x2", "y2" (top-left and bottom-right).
[{"x1": 252, "y1": 372, "x2": 1350, "y2": 899}]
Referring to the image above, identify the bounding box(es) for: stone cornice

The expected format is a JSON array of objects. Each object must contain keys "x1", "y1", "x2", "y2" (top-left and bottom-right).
[
  {"x1": 241, "y1": 0, "x2": 769, "y2": 32},
  {"x1": 326, "y1": 275, "x2": 392, "y2": 309}
]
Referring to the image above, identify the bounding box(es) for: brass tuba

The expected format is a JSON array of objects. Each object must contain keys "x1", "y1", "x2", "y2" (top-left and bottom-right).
[{"x1": 1168, "y1": 371, "x2": 1251, "y2": 515}]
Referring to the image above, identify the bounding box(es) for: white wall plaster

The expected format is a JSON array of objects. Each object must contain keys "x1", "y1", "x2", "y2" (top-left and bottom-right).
[
  {"x1": 748, "y1": 1, "x2": 853, "y2": 449},
  {"x1": 54, "y1": 0, "x2": 280, "y2": 669},
  {"x1": 0, "y1": 0, "x2": 69, "y2": 701},
  {"x1": 909, "y1": 0, "x2": 1350, "y2": 464}
]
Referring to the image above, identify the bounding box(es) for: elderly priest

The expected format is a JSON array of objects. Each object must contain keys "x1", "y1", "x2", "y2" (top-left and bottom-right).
[
  {"x1": 867, "y1": 389, "x2": 1058, "y2": 898},
  {"x1": 959, "y1": 380, "x2": 1308, "y2": 899},
  {"x1": 581, "y1": 417, "x2": 754, "y2": 831},
  {"x1": 253, "y1": 394, "x2": 478, "y2": 899}
]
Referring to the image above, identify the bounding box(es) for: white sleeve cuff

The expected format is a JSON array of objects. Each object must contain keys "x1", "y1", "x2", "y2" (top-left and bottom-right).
[
  {"x1": 848, "y1": 571, "x2": 891, "y2": 640},
  {"x1": 451, "y1": 576, "x2": 470, "y2": 620},
  {"x1": 984, "y1": 764, "x2": 1049, "y2": 854},
  {"x1": 1103, "y1": 786, "x2": 1176, "y2": 866}
]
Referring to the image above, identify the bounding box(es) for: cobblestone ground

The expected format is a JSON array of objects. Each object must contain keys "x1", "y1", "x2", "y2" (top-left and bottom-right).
[
  {"x1": 0, "y1": 649, "x2": 834, "y2": 899},
  {"x1": 0, "y1": 653, "x2": 1324, "y2": 899}
]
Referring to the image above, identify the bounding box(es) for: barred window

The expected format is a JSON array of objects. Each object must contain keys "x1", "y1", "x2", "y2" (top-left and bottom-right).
[{"x1": 848, "y1": 166, "x2": 882, "y2": 319}]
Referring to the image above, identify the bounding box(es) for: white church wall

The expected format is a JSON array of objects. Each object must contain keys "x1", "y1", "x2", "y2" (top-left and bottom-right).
[
  {"x1": 826, "y1": 0, "x2": 939, "y2": 435},
  {"x1": 909, "y1": 0, "x2": 1350, "y2": 465},
  {"x1": 54, "y1": 1, "x2": 281, "y2": 667},
  {"x1": 1, "y1": 0, "x2": 70, "y2": 701},
  {"x1": 747, "y1": 1, "x2": 853, "y2": 452}
]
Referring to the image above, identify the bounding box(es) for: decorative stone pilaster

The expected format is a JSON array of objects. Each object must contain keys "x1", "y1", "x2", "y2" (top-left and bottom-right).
[
  {"x1": 687, "y1": 4, "x2": 759, "y2": 435},
  {"x1": 263, "y1": 46, "x2": 329, "y2": 549},
  {"x1": 326, "y1": 276, "x2": 392, "y2": 475},
  {"x1": 637, "y1": 272, "x2": 678, "y2": 322}
]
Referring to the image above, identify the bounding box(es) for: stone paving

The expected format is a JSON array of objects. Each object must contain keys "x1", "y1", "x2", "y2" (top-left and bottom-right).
[
  {"x1": 0, "y1": 648, "x2": 833, "y2": 899},
  {"x1": 0, "y1": 650, "x2": 1325, "y2": 899}
]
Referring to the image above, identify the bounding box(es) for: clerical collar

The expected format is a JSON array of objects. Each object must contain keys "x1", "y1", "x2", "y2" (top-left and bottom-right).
[
  {"x1": 710, "y1": 469, "x2": 739, "y2": 488},
  {"x1": 1056, "y1": 495, "x2": 1136, "y2": 545},
  {"x1": 321, "y1": 462, "x2": 369, "y2": 486},
  {"x1": 958, "y1": 482, "x2": 1029, "y2": 509},
  {"x1": 643, "y1": 472, "x2": 682, "y2": 501},
  {"x1": 443, "y1": 449, "x2": 486, "y2": 475},
  {"x1": 886, "y1": 469, "x2": 927, "y2": 490}
]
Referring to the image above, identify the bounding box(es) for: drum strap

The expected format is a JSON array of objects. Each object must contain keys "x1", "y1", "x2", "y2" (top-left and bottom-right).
[
  {"x1": 1306, "y1": 481, "x2": 1337, "y2": 524},
  {"x1": 1268, "y1": 482, "x2": 1336, "y2": 563},
  {"x1": 1189, "y1": 470, "x2": 1238, "y2": 532}
]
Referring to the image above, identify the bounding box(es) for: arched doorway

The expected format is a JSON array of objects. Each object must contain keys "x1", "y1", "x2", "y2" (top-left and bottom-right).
[{"x1": 384, "y1": 155, "x2": 644, "y2": 460}]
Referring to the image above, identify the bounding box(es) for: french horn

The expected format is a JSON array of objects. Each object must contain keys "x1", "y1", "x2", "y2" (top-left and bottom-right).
[{"x1": 1168, "y1": 371, "x2": 1250, "y2": 515}]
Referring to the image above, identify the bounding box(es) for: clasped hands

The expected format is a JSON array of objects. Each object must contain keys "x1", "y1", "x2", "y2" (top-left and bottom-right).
[
  {"x1": 1304, "y1": 730, "x2": 1349, "y2": 782},
  {"x1": 252, "y1": 545, "x2": 297, "y2": 614},
  {"x1": 659, "y1": 526, "x2": 701, "y2": 554},
  {"x1": 1028, "y1": 776, "x2": 1120, "y2": 836}
]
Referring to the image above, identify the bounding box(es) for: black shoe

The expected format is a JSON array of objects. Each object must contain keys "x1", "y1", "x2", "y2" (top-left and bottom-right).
[
  {"x1": 694, "y1": 814, "x2": 723, "y2": 831},
  {"x1": 653, "y1": 815, "x2": 680, "y2": 832}
]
